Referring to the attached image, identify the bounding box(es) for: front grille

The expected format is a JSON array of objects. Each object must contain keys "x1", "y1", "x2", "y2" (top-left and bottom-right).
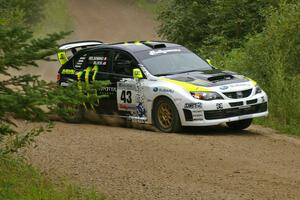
[
  {"x1": 229, "y1": 102, "x2": 243, "y2": 107},
  {"x1": 223, "y1": 89, "x2": 252, "y2": 99},
  {"x1": 247, "y1": 99, "x2": 258, "y2": 105},
  {"x1": 204, "y1": 102, "x2": 267, "y2": 120}
]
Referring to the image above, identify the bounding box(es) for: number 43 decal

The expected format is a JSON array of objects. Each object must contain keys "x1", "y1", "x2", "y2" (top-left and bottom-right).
[{"x1": 121, "y1": 90, "x2": 132, "y2": 103}]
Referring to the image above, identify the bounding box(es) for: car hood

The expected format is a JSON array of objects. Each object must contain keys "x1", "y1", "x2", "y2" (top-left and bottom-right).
[{"x1": 164, "y1": 69, "x2": 249, "y2": 87}]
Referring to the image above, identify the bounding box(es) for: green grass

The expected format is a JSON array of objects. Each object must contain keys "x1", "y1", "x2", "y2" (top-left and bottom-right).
[
  {"x1": 254, "y1": 118, "x2": 300, "y2": 136},
  {"x1": 0, "y1": 156, "x2": 106, "y2": 200},
  {"x1": 33, "y1": 0, "x2": 73, "y2": 37}
]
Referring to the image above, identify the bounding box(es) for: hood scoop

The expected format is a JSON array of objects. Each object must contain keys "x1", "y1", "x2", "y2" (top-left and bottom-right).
[
  {"x1": 166, "y1": 69, "x2": 248, "y2": 87},
  {"x1": 207, "y1": 74, "x2": 234, "y2": 82}
]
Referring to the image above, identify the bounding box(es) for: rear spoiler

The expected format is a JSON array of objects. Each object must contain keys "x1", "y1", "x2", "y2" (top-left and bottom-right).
[{"x1": 58, "y1": 40, "x2": 103, "y2": 65}]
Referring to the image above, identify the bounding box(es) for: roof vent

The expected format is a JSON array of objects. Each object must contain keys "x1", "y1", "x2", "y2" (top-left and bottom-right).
[{"x1": 143, "y1": 42, "x2": 166, "y2": 49}]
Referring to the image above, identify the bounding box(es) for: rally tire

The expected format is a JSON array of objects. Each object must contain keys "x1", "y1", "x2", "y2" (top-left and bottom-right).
[
  {"x1": 153, "y1": 97, "x2": 181, "y2": 133},
  {"x1": 226, "y1": 119, "x2": 252, "y2": 130}
]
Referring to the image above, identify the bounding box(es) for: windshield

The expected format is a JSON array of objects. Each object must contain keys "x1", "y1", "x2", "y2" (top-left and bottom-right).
[{"x1": 135, "y1": 48, "x2": 212, "y2": 76}]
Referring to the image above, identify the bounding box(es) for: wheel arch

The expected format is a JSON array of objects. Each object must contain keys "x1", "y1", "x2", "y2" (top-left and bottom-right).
[{"x1": 151, "y1": 95, "x2": 181, "y2": 124}]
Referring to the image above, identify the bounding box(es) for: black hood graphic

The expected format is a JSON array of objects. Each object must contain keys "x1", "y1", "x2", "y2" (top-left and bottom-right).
[{"x1": 165, "y1": 69, "x2": 249, "y2": 87}]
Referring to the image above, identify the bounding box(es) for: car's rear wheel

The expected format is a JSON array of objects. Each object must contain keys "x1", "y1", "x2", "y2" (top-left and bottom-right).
[
  {"x1": 226, "y1": 118, "x2": 252, "y2": 130},
  {"x1": 153, "y1": 97, "x2": 181, "y2": 133}
]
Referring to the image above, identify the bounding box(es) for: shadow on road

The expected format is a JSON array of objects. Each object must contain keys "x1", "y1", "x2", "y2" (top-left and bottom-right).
[
  {"x1": 81, "y1": 118, "x2": 258, "y2": 137},
  {"x1": 51, "y1": 111, "x2": 259, "y2": 137},
  {"x1": 180, "y1": 125, "x2": 259, "y2": 137}
]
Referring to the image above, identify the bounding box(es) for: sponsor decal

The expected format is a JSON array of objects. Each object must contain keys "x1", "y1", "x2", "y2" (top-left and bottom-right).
[
  {"x1": 136, "y1": 103, "x2": 146, "y2": 117},
  {"x1": 159, "y1": 89, "x2": 174, "y2": 93},
  {"x1": 216, "y1": 103, "x2": 223, "y2": 110},
  {"x1": 60, "y1": 82, "x2": 69, "y2": 87},
  {"x1": 61, "y1": 69, "x2": 75, "y2": 74},
  {"x1": 229, "y1": 83, "x2": 251, "y2": 88},
  {"x1": 149, "y1": 49, "x2": 181, "y2": 56},
  {"x1": 88, "y1": 56, "x2": 108, "y2": 66},
  {"x1": 153, "y1": 87, "x2": 174, "y2": 93},
  {"x1": 118, "y1": 82, "x2": 137, "y2": 90},
  {"x1": 119, "y1": 103, "x2": 136, "y2": 110},
  {"x1": 184, "y1": 103, "x2": 202, "y2": 109},
  {"x1": 92, "y1": 61, "x2": 107, "y2": 65},
  {"x1": 88, "y1": 56, "x2": 107, "y2": 61},
  {"x1": 74, "y1": 65, "x2": 82, "y2": 69},
  {"x1": 219, "y1": 85, "x2": 229, "y2": 90},
  {"x1": 192, "y1": 116, "x2": 203, "y2": 121},
  {"x1": 99, "y1": 87, "x2": 116, "y2": 92},
  {"x1": 74, "y1": 55, "x2": 87, "y2": 69}
]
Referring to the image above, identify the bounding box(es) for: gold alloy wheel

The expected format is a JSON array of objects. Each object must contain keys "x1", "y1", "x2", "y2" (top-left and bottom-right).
[{"x1": 157, "y1": 102, "x2": 173, "y2": 129}]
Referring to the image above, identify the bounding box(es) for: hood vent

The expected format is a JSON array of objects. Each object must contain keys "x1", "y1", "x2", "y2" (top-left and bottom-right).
[{"x1": 207, "y1": 74, "x2": 234, "y2": 82}]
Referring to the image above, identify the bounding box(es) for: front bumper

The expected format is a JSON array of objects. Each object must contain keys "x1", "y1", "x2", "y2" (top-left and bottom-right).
[
  {"x1": 180, "y1": 93, "x2": 268, "y2": 126},
  {"x1": 183, "y1": 110, "x2": 268, "y2": 126}
]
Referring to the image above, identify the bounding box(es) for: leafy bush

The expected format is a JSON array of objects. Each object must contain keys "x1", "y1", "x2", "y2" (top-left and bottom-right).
[
  {"x1": 224, "y1": 2, "x2": 300, "y2": 134},
  {"x1": 158, "y1": 0, "x2": 278, "y2": 57}
]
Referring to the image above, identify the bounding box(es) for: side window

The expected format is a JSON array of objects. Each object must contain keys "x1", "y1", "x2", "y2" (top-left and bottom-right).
[
  {"x1": 112, "y1": 52, "x2": 136, "y2": 77},
  {"x1": 86, "y1": 51, "x2": 110, "y2": 73}
]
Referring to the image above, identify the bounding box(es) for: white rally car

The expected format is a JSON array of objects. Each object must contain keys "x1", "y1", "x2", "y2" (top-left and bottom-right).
[{"x1": 57, "y1": 40, "x2": 268, "y2": 132}]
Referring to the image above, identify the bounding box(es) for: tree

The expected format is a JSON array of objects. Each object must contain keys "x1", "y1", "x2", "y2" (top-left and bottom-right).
[
  {"x1": 0, "y1": 0, "x2": 109, "y2": 154},
  {"x1": 0, "y1": 3, "x2": 70, "y2": 153},
  {"x1": 158, "y1": 0, "x2": 278, "y2": 57}
]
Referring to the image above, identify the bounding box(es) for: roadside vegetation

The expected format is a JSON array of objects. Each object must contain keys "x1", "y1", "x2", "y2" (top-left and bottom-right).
[
  {"x1": 0, "y1": 156, "x2": 105, "y2": 200},
  {"x1": 0, "y1": 0, "x2": 105, "y2": 199},
  {"x1": 157, "y1": 0, "x2": 300, "y2": 135}
]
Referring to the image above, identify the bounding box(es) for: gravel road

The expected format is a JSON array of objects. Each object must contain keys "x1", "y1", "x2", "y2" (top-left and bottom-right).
[{"x1": 23, "y1": 0, "x2": 300, "y2": 199}]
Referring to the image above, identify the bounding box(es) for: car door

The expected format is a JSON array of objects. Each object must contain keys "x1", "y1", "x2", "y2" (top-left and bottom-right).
[
  {"x1": 110, "y1": 50, "x2": 145, "y2": 118},
  {"x1": 81, "y1": 49, "x2": 118, "y2": 114}
]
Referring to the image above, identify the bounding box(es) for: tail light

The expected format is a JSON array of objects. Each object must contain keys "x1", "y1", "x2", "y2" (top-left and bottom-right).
[{"x1": 56, "y1": 73, "x2": 61, "y2": 81}]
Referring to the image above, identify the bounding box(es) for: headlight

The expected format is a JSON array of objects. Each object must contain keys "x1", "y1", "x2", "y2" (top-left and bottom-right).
[
  {"x1": 191, "y1": 92, "x2": 223, "y2": 100},
  {"x1": 255, "y1": 85, "x2": 262, "y2": 94}
]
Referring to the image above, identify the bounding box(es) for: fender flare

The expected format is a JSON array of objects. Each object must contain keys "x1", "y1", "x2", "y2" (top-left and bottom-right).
[{"x1": 151, "y1": 95, "x2": 181, "y2": 125}]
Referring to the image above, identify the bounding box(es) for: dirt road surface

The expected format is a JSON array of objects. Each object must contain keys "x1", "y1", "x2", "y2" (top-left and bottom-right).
[{"x1": 22, "y1": 0, "x2": 300, "y2": 199}]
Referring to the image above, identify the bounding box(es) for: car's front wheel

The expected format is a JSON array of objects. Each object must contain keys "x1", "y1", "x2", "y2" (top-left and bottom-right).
[
  {"x1": 153, "y1": 97, "x2": 181, "y2": 133},
  {"x1": 226, "y1": 118, "x2": 252, "y2": 130}
]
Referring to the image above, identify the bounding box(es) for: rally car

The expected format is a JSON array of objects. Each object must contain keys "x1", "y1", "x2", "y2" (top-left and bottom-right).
[{"x1": 57, "y1": 40, "x2": 268, "y2": 132}]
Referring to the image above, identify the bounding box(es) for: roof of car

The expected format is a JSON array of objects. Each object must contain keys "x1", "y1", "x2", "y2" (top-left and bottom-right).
[{"x1": 79, "y1": 41, "x2": 182, "y2": 54}]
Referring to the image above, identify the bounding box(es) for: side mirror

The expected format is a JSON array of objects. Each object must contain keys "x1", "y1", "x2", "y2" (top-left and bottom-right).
[
  {"x1": 133, "y1": 68, "x2": 143, "y2": 79},
  {"x1": 206, "y1": 59, "x2": 212, "y2": 65}
]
